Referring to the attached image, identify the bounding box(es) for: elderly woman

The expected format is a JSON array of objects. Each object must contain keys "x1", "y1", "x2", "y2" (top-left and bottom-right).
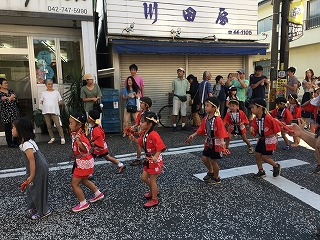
[
  {"x1": 0, "y1": 78, "x2": 19, "y2": 148},
  {"x1": 40, "y1": 79, "x2": 65, "y2": 144},
  {"x1": 80, "y1": 73, "x2": 102, "y2": 116}
]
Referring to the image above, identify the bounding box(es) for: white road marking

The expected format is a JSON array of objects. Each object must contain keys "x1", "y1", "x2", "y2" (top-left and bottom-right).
[{"x1": 194, "y1": 159, "x2": 320, "y2": 212}]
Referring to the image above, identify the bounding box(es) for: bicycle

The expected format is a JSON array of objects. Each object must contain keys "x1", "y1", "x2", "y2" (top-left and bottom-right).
[{"x1": 158, "y1": 93, "x2": 193, "y2": 128}]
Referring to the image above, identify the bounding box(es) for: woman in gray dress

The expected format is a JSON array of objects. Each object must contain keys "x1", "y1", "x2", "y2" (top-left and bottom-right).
[{"x1": 13, "y1": 117, "x2": 51, "y2": 220}]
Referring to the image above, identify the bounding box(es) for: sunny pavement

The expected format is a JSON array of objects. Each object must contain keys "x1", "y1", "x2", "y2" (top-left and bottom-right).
[{"x1": 0, "y1": 127, "x2": 320, "y2": 239}]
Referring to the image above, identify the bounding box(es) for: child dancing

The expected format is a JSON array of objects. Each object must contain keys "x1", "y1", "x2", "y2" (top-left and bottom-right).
[
  {"x1": 186, "y1": 97, "x2": 228, "y2": 184},
  {"x1": 223, "y1": 99, "x2": 254, "y2": 154},
  {"x1": 13, "y1": 117, "x2": 51, "y2": 220},
  {"x1": 250, "y1": 98, "x2": 282, "y2": 178},
  {"x1": 129, "y1": 97, "x2": 153, "y2": 166},
  {"x1": 69, "y1": 112, "x2": 104, "y2": 212},
  {"x1": 270, "y1": 97, "x2": 293, "y2": 150},
  {"x1": 128, "y1": 111, "x2": 166, "y2": 208},
  {"x1": 88, "y1": 110, "x2": 125, "y2": 174},
  {"x1": 288, "y1": 94, "x2": 301, "y2": 147}
]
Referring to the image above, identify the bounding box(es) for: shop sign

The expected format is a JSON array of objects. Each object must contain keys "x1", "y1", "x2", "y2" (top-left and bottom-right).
[
  {"x1": 0, "y1": 0, "x2": 93, "y2": 16},
  {"x1": 106, "y1": 0, "x2": 258, "y2": 40}
]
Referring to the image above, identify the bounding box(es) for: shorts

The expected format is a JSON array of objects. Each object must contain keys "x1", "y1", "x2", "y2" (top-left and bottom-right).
[
  {"x1": 73, "y1": 173, "x2": 90, "y2": 179},
  {"x1": 143, "y1": 160, "x2": 163, "y2": 175},
  {"x1": 92, "y1": 152, "x2": 109, "y2": 158},
  {"x1": 202, "y1": 147, "x2": 222, "y2": 159},
  {"x1": 255, "y1": 139, "x2": 273, "y2": 155},
  {"x1": 173, "y1": 98, "x2": 187, "y2": 116}
]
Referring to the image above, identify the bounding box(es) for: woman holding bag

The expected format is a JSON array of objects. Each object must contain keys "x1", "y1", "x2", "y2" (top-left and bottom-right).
[{"x1": 122, "y1": 76, "x2": 140, "y2": 137}]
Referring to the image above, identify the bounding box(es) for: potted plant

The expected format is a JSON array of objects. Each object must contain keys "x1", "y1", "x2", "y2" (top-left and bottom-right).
[{"x1": 32, "y1": 108, "x2": 48, "y2": 134}]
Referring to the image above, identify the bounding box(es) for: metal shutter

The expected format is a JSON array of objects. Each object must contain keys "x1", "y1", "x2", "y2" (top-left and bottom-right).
[
  {"x1": 188, "y1": 55, "x2": 244, "y2": 82},
  {"x1": 120, "y1": 54, "x2": 186, "y2": 114}
]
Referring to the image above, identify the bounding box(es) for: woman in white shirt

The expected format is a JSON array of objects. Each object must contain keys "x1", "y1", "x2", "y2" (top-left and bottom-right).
[{"x1": 40, "y1": 79, "x2": 65, "y2": 144}]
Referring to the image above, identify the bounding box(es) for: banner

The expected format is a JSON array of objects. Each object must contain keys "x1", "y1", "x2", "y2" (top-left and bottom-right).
[{"x1": 288, "y1": 0, "x2": 304, "y2": 25}]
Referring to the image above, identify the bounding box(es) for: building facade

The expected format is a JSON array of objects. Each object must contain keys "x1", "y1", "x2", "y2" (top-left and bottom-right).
[
  {"x1": 0, "y1": 0, "x2": 97, "y2": 134},
  {"x1": 254, "y1": 0, "x2": 320, "y2": 90},
  {"x1": 98, "y1": 0, "x2": 267, "y2": 118}
]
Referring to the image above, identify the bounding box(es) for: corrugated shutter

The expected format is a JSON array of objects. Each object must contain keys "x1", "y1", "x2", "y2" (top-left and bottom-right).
[
  {"x1": 188, "y1": 55, "x2": 244, "y2": 82},
  {"x1": 120, "y1": 54, "x2": 186, "y2": 114}
]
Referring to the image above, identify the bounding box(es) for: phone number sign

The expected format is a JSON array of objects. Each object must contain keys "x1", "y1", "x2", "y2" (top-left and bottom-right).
[{"x1": 0, "y1": 0, "x2": 93, "y2": 16}]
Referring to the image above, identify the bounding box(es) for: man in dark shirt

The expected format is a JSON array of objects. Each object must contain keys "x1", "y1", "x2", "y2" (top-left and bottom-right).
[{"x1": 250, "y1": 65, "x2": 270, "y2": 100}]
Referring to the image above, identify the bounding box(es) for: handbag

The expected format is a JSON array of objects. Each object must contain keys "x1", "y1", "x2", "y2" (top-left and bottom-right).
[
  {"x1": 126, "y1": 105, "x2": 137, "y2": 113},
  {"x1": 189, "y1": 88, "x2": 199, "y2": 106},
  {"x1": 174, "y1": 94, "x2": 187, "y2": 102}
]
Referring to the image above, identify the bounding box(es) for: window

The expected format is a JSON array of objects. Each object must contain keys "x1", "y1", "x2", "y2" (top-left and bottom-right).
[
  {"x1": 258, "y1": 16, "x2": 272, "y2": 34},
  {"x1": 60, "y1": 40, "x2": 82, "y2": 84},
  {"x1": 306, "y1": 0, "x2": 320, "y2": 29},
  {"x1": 33, "y1": 39, "x2": 57, "y2": 84},
  {"x1": 0, "y1": 35, "x2": 27, "y2": 48}
]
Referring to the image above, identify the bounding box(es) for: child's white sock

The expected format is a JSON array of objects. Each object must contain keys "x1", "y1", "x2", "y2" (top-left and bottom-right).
[
  {"x1": 94, "y1": 190, "x2": 101, "y2": 197},
  {"x1": 118, "y1": 162, "x2": 124, "y2": 167},
  {"x1": 80, "y1": 200, "x2": 87, "y2": 206},
  {"x1": 173, "y1": 124, "x2": 177, "y2": 127}
]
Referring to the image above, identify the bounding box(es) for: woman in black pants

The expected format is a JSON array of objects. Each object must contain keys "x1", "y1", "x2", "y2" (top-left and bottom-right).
[
  {"x1": 187, "y1": 74, "x2": 201, "y2": 128},
  {"x1": 0, "y1": 78, "x2": 19, "y2": 148}
]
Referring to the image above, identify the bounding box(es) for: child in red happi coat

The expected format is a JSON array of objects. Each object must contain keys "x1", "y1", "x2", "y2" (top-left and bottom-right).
[
  {"x1": 186, "y1": 97, "x2": 228, "y2": 185},
  {"x1": 250, "y1": 98, "x2": 282, "y2": 178},
  {"x1": 223, "y1": 99, "x2": 254, "y2": 154},
  {"x1": 288, "y1": 94, "x2": 301, "y2": 147},
  {"x1": 270, "y1": 96, "x2": 293, "y2": 150}
]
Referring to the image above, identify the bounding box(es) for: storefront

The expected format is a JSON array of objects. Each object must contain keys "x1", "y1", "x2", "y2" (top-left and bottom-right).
[
  {"x1": 101, "y1": 0, "x2": 268, "y2": 117},
  {"x1": 0, "y1": 0, "x2": 97, "y2": 134}
]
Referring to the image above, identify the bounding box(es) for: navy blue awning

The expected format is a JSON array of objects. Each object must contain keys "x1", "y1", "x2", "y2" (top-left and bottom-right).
[{"x1": 111, "y1": 39, "x2": 267, "y2": 55}]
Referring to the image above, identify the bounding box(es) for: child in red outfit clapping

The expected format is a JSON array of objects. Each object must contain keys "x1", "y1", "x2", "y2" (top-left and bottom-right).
[
  {"x1": 288, "y1": 94, "x2": 301, "y2": 147},
  {"x1": 128, "y1": 111, "x2": 166, "y2": 208}
]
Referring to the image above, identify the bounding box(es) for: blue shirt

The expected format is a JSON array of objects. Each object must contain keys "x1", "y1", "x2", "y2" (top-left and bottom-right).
[
  {"x1": 122, "y1": 88, "x2": 138, "y2": 107},
  {"x1": 198, "y1": 80, "x2": 213, "y2": 103}
]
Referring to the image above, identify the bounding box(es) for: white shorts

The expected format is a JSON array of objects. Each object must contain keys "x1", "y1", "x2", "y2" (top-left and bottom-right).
[{"x1": 172, "y1": 98, "x2": 187, "y2": 116}]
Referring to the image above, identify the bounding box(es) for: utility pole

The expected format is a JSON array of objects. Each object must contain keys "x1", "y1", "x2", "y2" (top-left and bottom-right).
[
  {"x1": 269, "y1": 0, "x2": 281, "y2": 110},
  {"x1": 279, "y1": 0, "x2": 291, "y2": 71}
]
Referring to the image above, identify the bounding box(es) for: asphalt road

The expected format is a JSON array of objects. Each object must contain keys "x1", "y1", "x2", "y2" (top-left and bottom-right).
[{"x1": 0, "y1": 128, "x2": 319, "y2": 240}]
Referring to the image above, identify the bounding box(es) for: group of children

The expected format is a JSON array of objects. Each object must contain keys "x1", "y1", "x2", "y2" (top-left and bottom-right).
[
  {"x1": 16, "y1": 89, "x2": 311, "y2": 219},
  {"x1": 17, "y1": 96, "x2": 164, "y2": 220}
]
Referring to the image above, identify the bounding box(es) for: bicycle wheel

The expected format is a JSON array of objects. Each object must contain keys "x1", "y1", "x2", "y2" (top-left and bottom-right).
[{"x1": 158, "y1": 105, "x2": 181, "y2": 128}]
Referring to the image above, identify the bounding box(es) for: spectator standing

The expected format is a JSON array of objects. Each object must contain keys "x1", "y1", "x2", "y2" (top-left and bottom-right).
[
  {"x1": 301, "y1": 68, "x2": 316, "y2": 123},
  {"x1": 0, "y1": 78, "x2": 19, "y2": 148},
  {"x1": 213, "y1": 75, "x2": 228, "y2": 118},
  {"x1": 282, "y1": 67, "x2": 299, "y2": 98},
  {"x1": 80, "y1": 73, "x2": 102, "y2": 115},
  {"x1": 187, "y1": 74, "x2": 201, "y2": 128},
  {"x1": 172, "y1": 68, "x2": 189, "y2": 132},
  {"x1": 40, "y1": 79, "x2": 65, "y2": 145},
  {"x1": 226, "y1": 69, "x2": 249, "y2": 111},
  {"x1": 198, "y1": 71, "x2": 213, "y2": 113},
  {"x1": 250, "y1": 65, "x2": 270, "y2": 100},
  {"x1": 127, "y1": 64, "x2": 145, "y2": 97},
  {"x1": 122, "y1": 76, "x2": 140, "y2": 136}
]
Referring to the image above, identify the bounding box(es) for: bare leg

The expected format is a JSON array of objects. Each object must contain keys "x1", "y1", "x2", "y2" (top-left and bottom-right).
[
  {"x1": 261, "y1": 155, "x2": 277, "y2": 167},
  {"x1": 136, "y1": 145, "x2": 142, "y2": 159},
  {"x1": 226, "y1": 134, "x2": 232, "y2": 149},
  {"x1": 181, "y1": 116, "x2": 186, "y2": 124},
  {"x1": 71, "y1": 177, "x2": 86, "y2": 202},
  {"x1": 172, "y1": 115, "x2": 177, "y2": 125},
  {"x1": 202, "y1": 155, "x2": 213, "y2": 173},
  {"x1": 149, "y1": 174, "x2": 159, "y2": 200},
  {"x1": 81, "y1": 178, "x2": 98, "y2": 193},
  {"x1": 316, "y1": 137, "x2": 320, "y2": 165},
  {"x1": 241, "y1": 134, "x2": 251, "y2": 147},
  {"x1": 105, "y1": 155, "x2": 120, "y2": 165},
  {"x1": 255, "y1": 152, "x2": 263, "y2": 170},
  {"x1": 141, "y1": 170, "x2": 150, "y2": 186},
  {"x1": 210, "y1": 159, "x2": 220, "y2": 178}
]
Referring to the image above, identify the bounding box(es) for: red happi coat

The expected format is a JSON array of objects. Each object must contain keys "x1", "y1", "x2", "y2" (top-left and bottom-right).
[
  {"x1": 135, "y1": 110, "x2": 144, "y2": 125},
  {"x1": 251, "y1": 114, "x2": 281, "y2": 151},
  {"x1": 90, "y1": 124, "x2": 108, "y2": 156},
  {"x1": 71, "y1": 132, "x2": 94, "y2": 177},
  {"x1": 288, "y1": 104, "x2": 301, "y2": 119},
  {"x1": 196, "y1": 115, "x2": 228, "y2": 152},
  {"x1": 223, "y1": 110, "x2": 249, "y2": 134},
  {"x1": 270, "y1": 107, "x2": 293, "y2": 125}
]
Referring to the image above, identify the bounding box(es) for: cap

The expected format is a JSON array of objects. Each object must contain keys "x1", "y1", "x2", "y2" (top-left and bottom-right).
[
  {"x1": 229, "y1": 86, "x2": 237, "y2": 91},
  {"x1": 177, "y1": 67, "x2": 185, "y2": 72},
  {"x1": 70, "y1": 112, "x2": 87, "y2": 124},
  {"x1": 237, "y1": 68, "x2": 245, "y2": 74},
  {"x1": 288, "y1": 93, "x2": 300, "y2": 105},
  {"x1": 83, "y1": 73, "x2": 94, "y2": 80},
  {"x1": 143, "y1": 111, "x2": 158, "y2": 124},
  {"x1": 287, "y1": 67, "x2": 296, "y2": 73}
]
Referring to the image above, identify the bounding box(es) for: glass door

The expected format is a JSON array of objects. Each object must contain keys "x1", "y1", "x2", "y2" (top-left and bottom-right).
[{"x1": 0, "y1": 54, "x2": 32, "y2": 132}]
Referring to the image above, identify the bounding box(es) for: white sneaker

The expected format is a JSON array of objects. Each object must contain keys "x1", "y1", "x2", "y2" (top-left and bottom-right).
[
  {"x1": 48, "y1": 138, "x2": 55, "y2": 144},
  {"x1": 61, "y1": 138, "x2": 65, "y2": 145}
]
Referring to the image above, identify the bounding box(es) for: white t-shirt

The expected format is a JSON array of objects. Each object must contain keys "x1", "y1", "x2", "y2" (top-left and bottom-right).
[
  {"x1": 20, "y1": 140, "x2": 39, "y2": 153},
  {"x1": 40, "y1": 90, "x2": 62, "y2": 115}
]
